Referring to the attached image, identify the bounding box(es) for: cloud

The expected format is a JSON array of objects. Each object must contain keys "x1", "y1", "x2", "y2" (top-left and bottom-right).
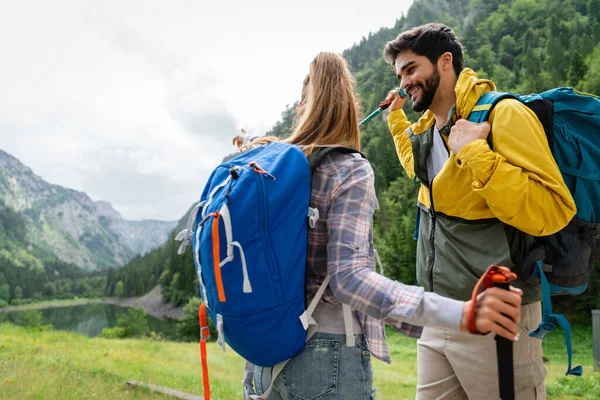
[
  {"x1": 0, "y1": 1, "x2": 238, "y2": 220},
  {"x1": 82, "y1": 146, "x2": 199, "y2": 221},
  {"x1": 0, "y1": 0, "x2": 412, "y2": 220},
  {"x1": 166, "y1": 67, "x2": 238, "y2": 140}
]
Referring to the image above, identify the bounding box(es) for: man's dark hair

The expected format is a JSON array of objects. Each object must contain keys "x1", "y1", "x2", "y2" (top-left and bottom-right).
[{"x1": 383, "y1": 23, "x2": 464, "y2": 77}]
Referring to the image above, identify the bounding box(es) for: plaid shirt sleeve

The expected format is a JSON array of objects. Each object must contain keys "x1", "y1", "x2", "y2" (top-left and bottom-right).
[
  {"x1": 326, "y1": 156, "x2": 426, "y2": 324},
  {"x1": 386, "y1": 320, "x2": 423, "y2": 338}
]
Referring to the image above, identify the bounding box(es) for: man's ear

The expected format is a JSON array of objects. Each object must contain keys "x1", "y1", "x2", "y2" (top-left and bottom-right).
[{"x1": 438, "y1": 52, "x2": 454, "y2": 72}]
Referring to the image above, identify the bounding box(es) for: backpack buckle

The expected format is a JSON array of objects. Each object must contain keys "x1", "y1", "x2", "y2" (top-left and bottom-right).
[
  {"x1": 307, "y1": 207, "x2": 320, "y2": 228},
  {"x1": 200, "y1": 326, "x2": 211, "y2": 341},
  {"x1": 529, "y1": 316, "x2": 556, "y2": 340}
]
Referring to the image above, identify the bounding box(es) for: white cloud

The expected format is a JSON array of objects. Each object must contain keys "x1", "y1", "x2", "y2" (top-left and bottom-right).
[{"x1": 0, "y1": 0, "x2": 413, "y2": 220}]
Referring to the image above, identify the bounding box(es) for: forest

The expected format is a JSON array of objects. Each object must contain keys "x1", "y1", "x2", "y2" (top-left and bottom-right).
[{"x1": 0, "y1": 202, "x2": 105, "y2": 307}]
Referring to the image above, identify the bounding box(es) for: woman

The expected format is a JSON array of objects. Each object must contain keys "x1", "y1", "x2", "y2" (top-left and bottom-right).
[{"x1": 247, "y1": 52, "x2": 522, "y2": 400}]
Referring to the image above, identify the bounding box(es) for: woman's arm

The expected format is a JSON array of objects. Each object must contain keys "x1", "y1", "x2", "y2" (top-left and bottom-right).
[{"x1": 327, "y1": 157, "x2": 521, "y2": 339}]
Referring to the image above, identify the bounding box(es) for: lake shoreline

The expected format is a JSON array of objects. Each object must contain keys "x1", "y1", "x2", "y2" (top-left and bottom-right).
[
  {"x1": 0, "y1": 285, "x2": 184, "y2": 321},
  {"x1": 0, "y1": 298, "x2": 106, "y2": 313}
]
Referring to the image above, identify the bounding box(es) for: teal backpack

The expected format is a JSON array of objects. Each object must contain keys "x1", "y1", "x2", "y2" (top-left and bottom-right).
[{"x1": 469, "y1": 87, "x2": 600, "y2": 376}]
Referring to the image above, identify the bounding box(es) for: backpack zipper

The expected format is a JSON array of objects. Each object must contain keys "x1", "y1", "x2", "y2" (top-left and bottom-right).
[{"x1": 252, "y1": 168, "x2": 284, "y2": 304}]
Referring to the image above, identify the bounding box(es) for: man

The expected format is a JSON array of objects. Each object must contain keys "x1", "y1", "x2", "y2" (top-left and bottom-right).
[{"x1": 382, "y1": 23, "x2": 576, "y2": 399}]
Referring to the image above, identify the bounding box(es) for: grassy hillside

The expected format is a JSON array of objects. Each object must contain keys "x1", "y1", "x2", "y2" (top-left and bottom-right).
[{"x1": 1, "y1": 324, "x2": 598, "y2": 399}]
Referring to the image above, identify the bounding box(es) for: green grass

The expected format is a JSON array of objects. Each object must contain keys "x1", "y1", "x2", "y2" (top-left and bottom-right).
[
  {"x1": 542, "y1": 325, "x2": 600, "y2": 400},
  {"x1": 0, "y1": 323, "x2": 597, "y2": 399}
]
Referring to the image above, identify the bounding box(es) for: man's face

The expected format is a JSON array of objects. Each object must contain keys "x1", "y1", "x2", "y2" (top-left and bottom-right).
[{"x1": 394, "y1": 50, "x2": 440, "y2": 113}]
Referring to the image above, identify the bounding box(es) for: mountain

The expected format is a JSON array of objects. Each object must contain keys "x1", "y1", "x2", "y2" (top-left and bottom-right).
[{"x1": 0, "y1": 149, "x2": 177, "y2": 270}]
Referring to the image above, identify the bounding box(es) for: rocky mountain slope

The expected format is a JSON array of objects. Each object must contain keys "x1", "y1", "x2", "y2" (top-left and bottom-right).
[{"x1": 0, "y1": 149, "x2": 177, "y2": 270}]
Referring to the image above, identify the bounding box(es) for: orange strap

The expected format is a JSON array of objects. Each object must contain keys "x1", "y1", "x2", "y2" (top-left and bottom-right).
[
  {"x1": 467, "y1": 265, "x2": 517, "y2": 334},
  {"x1": 209, "y1": 212, "x2": 226, "y2": 302},
  {"x1": 199, "y1": 303, "x2": 210, "y2": 400}
]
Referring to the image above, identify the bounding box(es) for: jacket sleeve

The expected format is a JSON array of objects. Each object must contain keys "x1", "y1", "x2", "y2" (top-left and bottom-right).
[
  {"x1": 387, "y1": 109, "x2": 415, "y2": 179},
  {"x1": 456, "y1": 99, "x2": 576, "y2": 236}
]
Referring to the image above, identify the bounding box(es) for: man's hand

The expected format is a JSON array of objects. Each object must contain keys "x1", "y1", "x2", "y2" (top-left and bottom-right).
[
  {"x1": 461, "y1": 286, "x2": 523, "y2": 341},
  {"x1": 385, "y1": 88, "x2": 407, "y2": 113},
  {"x1": 448, "y1": 119, "x2": 491, "y2": 154}
]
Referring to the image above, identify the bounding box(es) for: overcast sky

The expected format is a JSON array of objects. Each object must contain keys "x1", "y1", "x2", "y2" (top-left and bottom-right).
[{"x1": 0, "y1": 0, "x2": 413, "y2": 221}]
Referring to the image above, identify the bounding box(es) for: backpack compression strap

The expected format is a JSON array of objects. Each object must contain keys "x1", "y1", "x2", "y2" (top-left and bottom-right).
[
  {"x1": 199, "y1": 303, "x2": 211, "y2": 400},
  {"x1": 209, "y1": 212, "x2": 227, "y2": 303},
  {"x1": 529, "y1": 260, "x2": 583, "y2": 376}
]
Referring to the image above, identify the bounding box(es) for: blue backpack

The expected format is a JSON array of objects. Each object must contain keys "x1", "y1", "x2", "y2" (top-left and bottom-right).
[
  {"x1": 175, "y1": 142, "x2": 360, "y2": 369},
  {"x1": 469, "y1": 87, "x2": 600, "y2": 376}
]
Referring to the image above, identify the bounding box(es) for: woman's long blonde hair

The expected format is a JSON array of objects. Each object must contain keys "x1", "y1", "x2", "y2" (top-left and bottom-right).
[{"x1": 250, "y1": 52, "x2": 361, "y2": 156}]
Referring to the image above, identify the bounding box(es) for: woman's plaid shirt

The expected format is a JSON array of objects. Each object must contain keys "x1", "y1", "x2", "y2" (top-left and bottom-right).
[{"x1": 306, "y1": 152, "x2": 424, "y2": 363}]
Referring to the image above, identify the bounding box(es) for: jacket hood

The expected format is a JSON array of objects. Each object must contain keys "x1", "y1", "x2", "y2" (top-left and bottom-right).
[{"x1": 454, "y1": 68, "x2": 496, "y2": 119}]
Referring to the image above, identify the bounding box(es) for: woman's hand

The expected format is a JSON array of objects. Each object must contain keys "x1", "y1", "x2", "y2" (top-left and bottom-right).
[
  {"x1": 232, "y1": 135, "x2": 244, "y2": 149},
  {"x1": 461, "y1": 286, "x2": 523, "y2": 341},
  {"x1": 232, "y1": 128, "x2": 247, "y2": 150},
  {"x1": 385, "y1": 88, "x2": 407, "y2": 112}
]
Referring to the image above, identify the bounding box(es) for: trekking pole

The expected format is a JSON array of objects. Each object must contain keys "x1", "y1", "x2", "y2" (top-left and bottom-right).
[
  {"x1": 467, "y1": 265, "x2": 517, "y2": 400},
  {"x1": 490, "y1": 268, "x2": 517, "y2": 400},
  {"x1": 359, "y1": 88, "x2": 407, "y2": 126}
]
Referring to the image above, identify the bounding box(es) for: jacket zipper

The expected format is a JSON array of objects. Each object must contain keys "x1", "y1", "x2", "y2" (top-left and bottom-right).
[{"x1": 428, "y1": 178, "x2": 437, "y2": 293}]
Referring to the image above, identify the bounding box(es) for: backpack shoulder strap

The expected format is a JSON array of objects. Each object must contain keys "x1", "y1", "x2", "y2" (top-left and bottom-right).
[
  {"x1": 468, "y1": 91, "x2": 520, "y2": 123},
  {"x1": 307, "y1": 146, "x2": 364, "y2": 177}
]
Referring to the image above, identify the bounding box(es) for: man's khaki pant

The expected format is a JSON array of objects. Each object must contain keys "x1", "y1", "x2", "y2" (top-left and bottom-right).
[{"x1": 416, "y1": 302, "x2": 546, "y2": 400}]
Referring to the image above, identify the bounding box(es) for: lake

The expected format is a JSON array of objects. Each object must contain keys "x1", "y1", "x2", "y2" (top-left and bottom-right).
[{"x1": 0, "y1": 303, "x2": 179, "y2": 339}]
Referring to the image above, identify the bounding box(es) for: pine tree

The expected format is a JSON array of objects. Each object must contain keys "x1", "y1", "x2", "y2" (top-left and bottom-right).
[
  {"x1": 114, "y1": 281, "x2": 124, "y2": 297},
  {"x1": 568, "y1": 51, "x2": 587, "y2": 87},
  {"x1": 0, "y1": 283, "x2": 9, "y2": 302}
]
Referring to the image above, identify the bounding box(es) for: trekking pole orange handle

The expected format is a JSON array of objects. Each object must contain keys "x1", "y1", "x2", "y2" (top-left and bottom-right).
[{"x1": 467, "y1": 265, "x2": 516, "y2": 334}]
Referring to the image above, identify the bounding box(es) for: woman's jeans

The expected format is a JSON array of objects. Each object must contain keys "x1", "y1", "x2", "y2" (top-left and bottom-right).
[{"x1": 254, "y1": 332, "x2": 376, "y2": 400}]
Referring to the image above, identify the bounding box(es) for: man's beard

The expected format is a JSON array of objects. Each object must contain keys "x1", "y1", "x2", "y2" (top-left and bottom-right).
[{"x1": 411, "y1": 66, "x2": 441, "y2": 113}]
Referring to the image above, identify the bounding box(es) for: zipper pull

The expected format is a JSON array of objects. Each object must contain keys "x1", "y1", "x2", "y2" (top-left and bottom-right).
[{"x1": 249, "y1": 162, "x2": 276, "y2": 180}]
